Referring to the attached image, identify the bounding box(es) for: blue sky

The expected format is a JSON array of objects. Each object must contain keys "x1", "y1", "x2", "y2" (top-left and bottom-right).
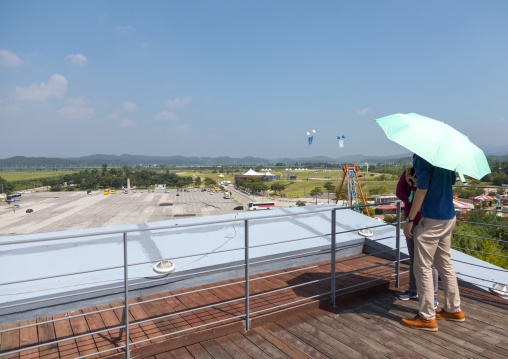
[{"x1": 1, "y1": 1, "x2": 507, "y2": 160}]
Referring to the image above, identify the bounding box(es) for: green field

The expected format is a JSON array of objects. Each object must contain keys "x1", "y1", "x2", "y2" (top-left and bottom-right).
[
  {"x1": 0, "y1": 170, "x2": 76, "y2": 181},
  {"x1": 272, "y1": 179, "x2": 398, "y2": 198}
]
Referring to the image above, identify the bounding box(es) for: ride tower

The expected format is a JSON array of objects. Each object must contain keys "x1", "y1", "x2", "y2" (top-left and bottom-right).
[{"x1": 335, "y1": 165, "x2": 371, "y2": 217}]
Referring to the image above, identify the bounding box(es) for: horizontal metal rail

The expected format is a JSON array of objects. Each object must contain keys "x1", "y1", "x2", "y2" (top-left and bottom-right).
[{"x1": 130, "y1": 313, "x2": 246, "y2": 347}]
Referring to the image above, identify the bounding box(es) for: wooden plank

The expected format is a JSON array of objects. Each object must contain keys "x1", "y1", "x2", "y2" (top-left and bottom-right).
[
  {"x1": 105, "y1": 321, "x2": 245, "y2": 359},
  {"x1": 18, "y1": 319, "x2": 39, "y2": 359},
  {"x1": 154, "y1": 351, "x2": 175, "y2": 359},
  {"x1": 226, "y1": 332, "x2": 272, "y2": 359},
  {"x1": 82, "y1": 306, "x2": 117, "y2": 357},
  {"x1": 277, "y1": 315, "x2": 357, "y2": 359},
  {"x1": 68, "y1": 310, "x2": 96, "y2": 358},
  {"x1": 200, "y1": 339, "x2": 234, "y2": 359},
  {"x1": 36, "y1": 316, "x2": 58, "y2": 359},
  {"x1": 137, "y1": 295, "x2": 179, "y2": 335},
  {"x1": 119, "y1": 299, "x2": 163, "y2": 347},
  {"x1": 300, "y1": 310, "x2": 387, "y2": 359},
  {"x1": 243, "y1": 330, "x2": 291, "y2": 359},
  {"x1": 214, "y1": 336, "x2": 251, "y2": 359},
  {"x1": 389, "y1": 291, "x2": 508, "y2": 358},
  {"x1": 363, "y1": 298, "x2": 483, "y2": 359},
  {"x1": 253, "y1": 326, "x2": 307, "y2": 359},
  {"x1": 307, "y1": 308, "x2": 400, "y2": 358},
  {"x1": 168, "y1": 347, "x2": 194, "y2": 359},
  {"x1": 52, "y1": 313, "x2": 80, "y2": 359},
  {"x1": 262, "y1": 322, "x2": 326, "y2": 359},
  {"x1": 185, "y1": 343, "x2": 214, "y2": 359},
  {"x1": 0, "y1": 322, "x2": 20, "y2": 359},
  {"x1": 321, "y1": 308, "x2": 438, "y2": 359},
  {"x1": 95, "y1": 303, "x2": 122, "y2": 342}
]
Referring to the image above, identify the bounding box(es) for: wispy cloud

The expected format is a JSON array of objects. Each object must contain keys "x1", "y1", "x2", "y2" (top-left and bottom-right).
[
  {"x1": 357, "y1": 108, "x2": 372, "y2": 116},
  {"x1": 165, "y1": 97, "x2": 191, "y2": 109},
  {"x1": 65, "y1": 53, "x2": 88, "y2": 66},
  {"x1": 116, "y1": 25, "x2": 132, "y2": 34},
  {"x1": 496, "y1": 118, "x2": 504, "y2": 122},
  {"x1": 14, "y1": 74, "x2": 68, "y2": 101},
  {"x1": 123, "y1": 101, "x2": 138, "y2": 112},
  {"x1": 0, "y1": 49, "x2": 22, "y2": 66},
  {"x1": 141, "y1": 41, "x2": 148, "y2": 49},
  {"x1": 120, "y1": 119, "x2": 136, "y2": 128},
  {"x1": 155, "y1": 110, "x2": 178, "y2": 122},
  {"x1": 56, "y1": 96, "x2": 94, "y2": 119}
]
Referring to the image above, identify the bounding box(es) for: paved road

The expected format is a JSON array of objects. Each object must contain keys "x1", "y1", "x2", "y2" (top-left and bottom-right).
[{"x1": 0, "y1": 187, "x2": 330, "y2": 237}]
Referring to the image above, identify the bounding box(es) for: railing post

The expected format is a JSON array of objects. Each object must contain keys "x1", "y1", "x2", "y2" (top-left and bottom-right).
[
  {"x1": 395, "y1": 201, "x2": 401, "y2": 288},
  {"x1": 244, "y1": 219, "x2": 250, "y2": 331},
  {"x1": 123, "y1": 232, "x2": 130, "y2": 358},
  {"x1": 331, "y1": 209, "x2": 337, "y2": 307}
]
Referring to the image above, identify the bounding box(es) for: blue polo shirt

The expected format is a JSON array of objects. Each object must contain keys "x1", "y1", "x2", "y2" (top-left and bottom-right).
[{"x1": 413, "y1": 155, "x2": 456, "y2": 220}]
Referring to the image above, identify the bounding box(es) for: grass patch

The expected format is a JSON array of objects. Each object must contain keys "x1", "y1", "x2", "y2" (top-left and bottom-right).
[{"x1": 1, "y1": 170, "x2": 76, "y2": 181}]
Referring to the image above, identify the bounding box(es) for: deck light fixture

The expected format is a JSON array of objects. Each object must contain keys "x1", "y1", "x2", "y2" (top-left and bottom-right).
[
  {"x1": 153, "y1": 260, "x2": 176, "y2": 274},
  {"x1": 358, "y1": 228, "x2": 374, "y2": 238},
  {"x1": 489, "y1": 283, "x2": 508, "y2": 299}
]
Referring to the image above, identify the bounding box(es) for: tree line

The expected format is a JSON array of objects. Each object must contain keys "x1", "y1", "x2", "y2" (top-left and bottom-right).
[{"x1": 1, "y1": 164, "x2": 219, "y2": 193}]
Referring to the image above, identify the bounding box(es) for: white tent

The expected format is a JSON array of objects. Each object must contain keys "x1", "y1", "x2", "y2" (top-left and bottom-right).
[{"x1": 243, "y1": 169, "x2": 263, "y2": 176}]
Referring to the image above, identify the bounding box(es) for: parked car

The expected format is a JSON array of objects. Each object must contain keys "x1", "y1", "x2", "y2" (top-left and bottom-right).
[
  {"x1": 176, "y1": 193, "x2": 180, "y2": 196},
  {"x1": 233, "y1": 206, "x2": 244, "y2": 210},
  {"x1": 26, "y1": 209, "x2": 33, "y2": 213},
  {"x1": 13, "y1": 204, "x2": 20, "y2": 209}
]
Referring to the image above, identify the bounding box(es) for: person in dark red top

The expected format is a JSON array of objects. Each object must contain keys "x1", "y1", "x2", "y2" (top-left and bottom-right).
[{"x1": 396, "y1": 167, "x2": 438, "y2": 305}]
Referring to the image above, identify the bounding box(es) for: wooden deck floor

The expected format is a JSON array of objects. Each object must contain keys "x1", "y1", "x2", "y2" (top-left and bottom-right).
[
  {"x1": 0, "y1": 254, "x2": 403, "y2": 358},
  {"x1": 2, "y1": 253, "x2": 507, "y2": 358},
  {"x1": 146, "y1": 286, "x2": 508, "y2": 359}
]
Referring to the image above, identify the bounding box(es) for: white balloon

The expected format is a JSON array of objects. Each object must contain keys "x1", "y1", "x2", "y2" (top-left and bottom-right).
[
  {"x1": 306, "y1": 132, "x2": 310, "y2": 136},
  {"x1": 312, "y1": 130, "x2": 316, "y2": 134}
]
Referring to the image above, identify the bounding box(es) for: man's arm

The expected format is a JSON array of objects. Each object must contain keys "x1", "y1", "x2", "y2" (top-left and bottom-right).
[{"x1": 403, "y1": 188, "x2": 428, "y2": 238}]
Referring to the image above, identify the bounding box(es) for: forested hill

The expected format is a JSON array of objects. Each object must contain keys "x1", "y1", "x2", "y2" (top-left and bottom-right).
[
  {"x1": 0, "y1": 152, "x2": 506, "y2": 168},
  {"x1": 0, "y1": 154, "x2": 411, "y2": 167}
]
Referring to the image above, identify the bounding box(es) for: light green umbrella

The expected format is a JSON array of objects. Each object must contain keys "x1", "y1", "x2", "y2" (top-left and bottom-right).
[{"x1": 375, "y1": 113, "x2": 491, "y2": 181}]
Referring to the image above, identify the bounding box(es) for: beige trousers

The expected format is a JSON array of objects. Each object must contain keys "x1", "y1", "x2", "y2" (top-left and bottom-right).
[{"x1": 413, "y1": 217, "x2": 461, "y2": 320}]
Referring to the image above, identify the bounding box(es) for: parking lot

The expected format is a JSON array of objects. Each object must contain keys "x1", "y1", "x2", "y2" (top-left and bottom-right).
[{"x1": 0, "y1": 188, "x2": 251, "y2": 236}]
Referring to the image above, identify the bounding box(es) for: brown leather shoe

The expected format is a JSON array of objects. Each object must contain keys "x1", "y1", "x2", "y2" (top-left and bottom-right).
[
  {"x1": 401, "y1": 315, "x2": 438, "y2": 331},
  {"x1": 435, "y1": 309, "x2": 465, "y2": 322}
]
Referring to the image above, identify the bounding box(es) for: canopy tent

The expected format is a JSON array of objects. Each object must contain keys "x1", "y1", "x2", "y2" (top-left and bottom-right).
[
  {"x1": 471, "y1": 195, "x2": 495, "y2": 201},
  {"x1": 453, "y1": 200, "x2": 474, "y2": 211},
  {"x1": 243, "y1": 169, "x2": 263, "y2": 176}
]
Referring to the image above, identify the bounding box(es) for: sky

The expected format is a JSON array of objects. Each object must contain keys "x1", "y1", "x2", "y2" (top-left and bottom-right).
[{"x1": 1, "y1": 1, "x2": 507, "y2": 160}]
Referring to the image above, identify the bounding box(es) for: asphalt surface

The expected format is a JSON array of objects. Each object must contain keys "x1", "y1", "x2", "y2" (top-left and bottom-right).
[{"x1": 0, "y1": 186, "x2": 318, "y2": 237}]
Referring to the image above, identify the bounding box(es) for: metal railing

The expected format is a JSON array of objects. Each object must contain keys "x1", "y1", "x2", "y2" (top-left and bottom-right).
[
  {"x1": 0, "y1": 203, "x2": 404, "y2": 358},
  {"x1": 1, "y1": 195, "x2": 505, "y2": 358}
]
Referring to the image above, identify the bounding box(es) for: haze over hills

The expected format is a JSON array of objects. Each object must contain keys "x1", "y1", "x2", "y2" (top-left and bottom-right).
[{"x1": 1, "y1": 144, "x2": 507, "y2": 168}]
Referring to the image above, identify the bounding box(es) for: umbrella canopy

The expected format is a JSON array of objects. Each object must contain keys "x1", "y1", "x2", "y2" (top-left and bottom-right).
[{"x1": 375, "y1": 113, "x2": 491, "y2": 181}]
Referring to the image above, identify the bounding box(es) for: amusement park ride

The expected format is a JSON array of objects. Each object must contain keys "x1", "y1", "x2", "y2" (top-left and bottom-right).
[{"x1": 335, "y1": 165, "x2": 371, "y2": 217}]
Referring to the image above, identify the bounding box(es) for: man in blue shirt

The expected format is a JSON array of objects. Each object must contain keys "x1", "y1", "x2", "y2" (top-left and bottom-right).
[{"x1": 401, "y1": 155, "x2": 465, "y2": 331}]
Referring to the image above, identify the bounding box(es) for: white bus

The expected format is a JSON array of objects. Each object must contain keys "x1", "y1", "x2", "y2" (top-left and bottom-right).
[
  {"x1": 224, "y1": 192, "x2": 231, "y2": 199},
  {"x1": 248, "y1": 202, "x2": 275, "y2": 210}
]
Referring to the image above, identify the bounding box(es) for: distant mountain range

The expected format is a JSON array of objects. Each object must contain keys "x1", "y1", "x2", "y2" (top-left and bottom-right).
[{"x1": 0, "y1": 145, "x2": 506, "y2": 168}]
